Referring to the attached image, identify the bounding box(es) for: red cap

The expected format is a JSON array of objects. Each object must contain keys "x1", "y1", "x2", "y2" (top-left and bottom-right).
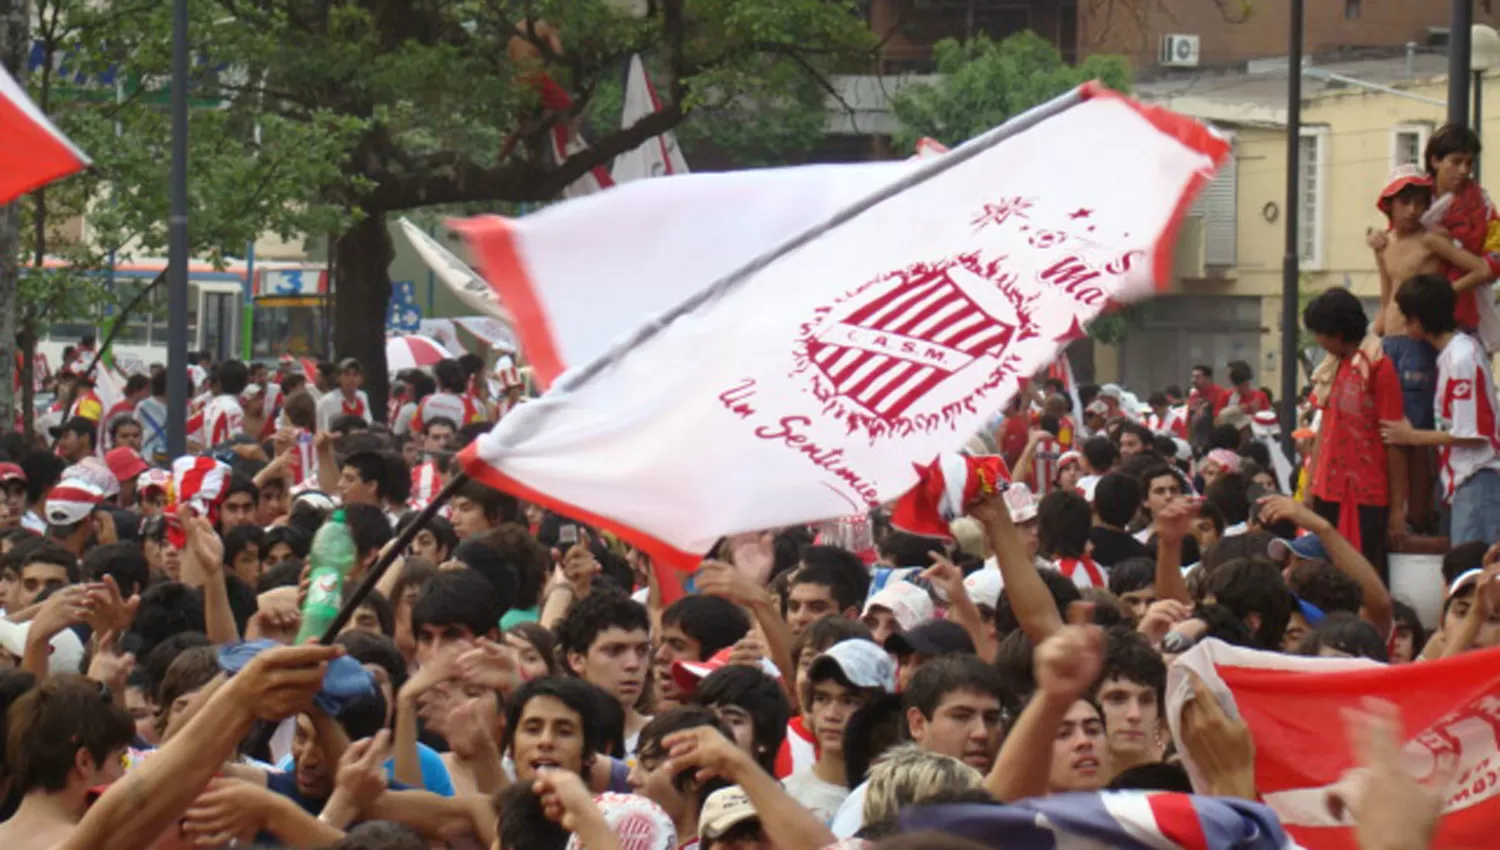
[
  {"x1": 104, "y1": 447, "x2": 150, "y2": 485},
  {"x1": 1377, "y1": 166, "x2": 1433, "y2": 216},
  {"x1": 0, "y1": 462, "x2": 26, "y2": 484}
]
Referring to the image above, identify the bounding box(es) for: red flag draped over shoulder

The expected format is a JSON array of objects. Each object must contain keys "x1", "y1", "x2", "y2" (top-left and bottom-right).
[
  {"x1": 0, "y1": 65, "x2": 90, "y2": 203},
  {"x1": 1168, "y1": 639, "x2": 1500, "y2": 850},
  {"x1": 455, "y1": 84, "x2": 1229, "y2": 601}
]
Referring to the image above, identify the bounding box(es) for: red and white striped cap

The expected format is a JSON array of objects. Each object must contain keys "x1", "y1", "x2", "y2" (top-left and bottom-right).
[
  {"x1": 494, "y1": 354, "x2": 523, "y2": 389},
  {"x1": 171, "y1": 456, "x2": 232, "y2": 519},
  {"x1": 44, "y1": 479, "x2": 104, "y2": 526}
]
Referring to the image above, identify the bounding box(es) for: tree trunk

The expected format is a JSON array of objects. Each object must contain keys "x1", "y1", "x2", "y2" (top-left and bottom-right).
[
  {"x1": 333, "y1": 211, "x2": 394, "y2": 422},
  {"x1": 0, "y1": 0, "x2": 26, "y2": 436}
]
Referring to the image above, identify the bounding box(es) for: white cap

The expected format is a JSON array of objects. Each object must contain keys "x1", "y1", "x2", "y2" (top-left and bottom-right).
[
  {"x1": 1003, "y1": 483, "x2": 1039, "y2": 524},
  {"x1": 964, "y1": 566, "x2": 1005, "y2": 608},
  {"x1": 0, "y1": 620, "x2": 85, "y2": 675},
  {"x1": 809, "y1": 639, "x2": 896, "y2": 693},
  {"x1": 862, "y1": 581, "x2": 934, "y2": 632},
  {"x1": 44, "y1": 479, "x2": 105, "y2": 526},
  {"x1": 1449, "y1": 568, "x2": 1488, "y2": 599}
]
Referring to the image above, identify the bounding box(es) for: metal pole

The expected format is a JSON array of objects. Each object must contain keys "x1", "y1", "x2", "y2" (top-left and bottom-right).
[
  {"x1": 165, "y1": 0, "x2": 190, "y2": 457},
  {"x1": 1279, "y1": 0, "x2": 1304, "y2": 458},
  {"x1": 1478, "y1": 72, "x2": 1486, "y2": 183},
  {"x1": 319, "y1": 472, "x2": 469, "y2": 643},
  {"x1": 1452, "y1": 0, "x2": 1474, "y2": 127}
]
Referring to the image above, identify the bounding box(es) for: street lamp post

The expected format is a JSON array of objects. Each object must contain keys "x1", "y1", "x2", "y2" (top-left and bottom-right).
[
  {"x1": 1279, "y1": 0, "x2": 1304, "y2": 458},
  {"x1": 1452, "y1": 0, "x2": 1475, "y2": 128},
  {"x1": 166, "y1": 0, "x2": 188, "y2": 456}
]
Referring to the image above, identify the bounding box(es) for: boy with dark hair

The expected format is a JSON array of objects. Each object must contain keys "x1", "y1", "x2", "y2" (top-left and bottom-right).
[
  {"x1": 218, "y1": 475, "x2": 259, "y2": 535},
  {"x1": 1036, "y1": 490, "x2": 1103, "y2": 589},
  {"x1": 785, "y1": 639, "x2": 894, "y2": 824},
  {"x1": 1077, "y1": 436, "x2": 1117, "y2": 500},
  {"x1": 0, "y1": 675, "x2": 135, "y2": 846},
  {"x1": 449, "y1": 479, "x2": 518, "y2": 540},
  {"x1": 1089, "y1": 473, "x2": 1146, "y2": 569},
  {"x1": 411, "y1": 570, "x2": 505, "y2": 665},
  {"x1": 1303, "y1": 286, "x2": 1406, "y2": 584},
  {"x1": 1094, "y1": 628, "x2": 1166, "y2": 777},
  {"x1": 338, "y1": 451, "x2": 387, "y2": 507},
  {"x1": 80, "y1": 542, "x2": 150, "y2": 600},
  {"x1": 629, "y1": 707, "x2": 734, "y2": 849},
  {"x1": 556, "y1": 589, "x2": 653, "y2": 754},
  {"x1": 1382, "y1": 273, "x2": 1500, "y2": 546},
  {"x1": 901, "y1": 654, "x2": 1007, "y2": 772},
  {"x1": 692, "y1": 665, "x2": 791, "y2": 776},
  {"x1": 15, "y1": 543, "x2": 79, "y2": 609},
  {"x1": 1217, "y1": 360, "x2": 1269, "y2": 415},
  {"x1": 316, "y1": 357, "x2": 372, "y2": 432},
  {"x1": 501, "y1": 677, "x2": 611, "y2": 782},
  {"x1": 1106, "y1": 558, "x2": 1156, "y2": 622},
  {"x1": 785, "y1": 560, "x2": 861, "y2": 638},
  {"x1": 654, "y1": 595, "x2": 751, "y2": 710},
  {"x1": 1203, "y1": 556, "x2": 1295, "y2": 651}
]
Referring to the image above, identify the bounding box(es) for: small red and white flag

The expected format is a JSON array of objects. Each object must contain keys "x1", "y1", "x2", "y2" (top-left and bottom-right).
[
  {"x1": 457, "y1": 84, "x2": 1227, "y2": 596},
  {"x1": 0, "y1": 65, "x2": 90, "y2": 203},
  {"x1": 611, "y1": 54, "x2": 689, "y2": 184},
  {"x1": 1168, "y1": 639, "x2": 1500, "y2": 850}
]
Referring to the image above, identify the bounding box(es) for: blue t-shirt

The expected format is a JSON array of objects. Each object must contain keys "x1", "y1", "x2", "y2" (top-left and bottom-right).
[{"x1": 273, "y1": 741, "x2": 454, "y2": 798}]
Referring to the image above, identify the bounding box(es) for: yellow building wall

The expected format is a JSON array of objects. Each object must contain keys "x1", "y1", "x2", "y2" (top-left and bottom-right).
[{"x1": 1215, "y1": 73, "x2": 1499, "y2": 392}]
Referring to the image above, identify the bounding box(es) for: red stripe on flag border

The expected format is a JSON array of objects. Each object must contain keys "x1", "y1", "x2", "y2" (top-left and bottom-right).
[
  {"x1": 450, "y1": 216, "x2": 567, "y2": 390},
  {"x1": 1077, "y1": 82, "x2": 1230, "y2": 292},
  {"x1": 1145, "y1": 792, "x2": 1208, "y2": 849}
]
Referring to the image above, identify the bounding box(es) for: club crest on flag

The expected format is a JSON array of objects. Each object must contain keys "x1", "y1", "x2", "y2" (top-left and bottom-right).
[{"x1": 793, "y1": 252, "x2": 1035, "y2": 440}]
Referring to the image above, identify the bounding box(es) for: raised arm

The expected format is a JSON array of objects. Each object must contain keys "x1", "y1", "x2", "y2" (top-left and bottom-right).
[
  {"x1": 1259, "y1": 495, "x2": 1393, "y2": 638},
  {"x1": 972, "y1": 495, "x2": 1062, "y2": 642},
  {"x1": 60, "y1": 644, "x2": 342, "y2": 850},
  {"x1": 984, "y1": 608, "x2": 1102, "y2": 803}
]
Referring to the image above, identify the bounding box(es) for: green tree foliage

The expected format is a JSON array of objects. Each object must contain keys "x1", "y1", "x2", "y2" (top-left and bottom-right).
[
  {"x1": 888, "y1": 31, "x2": 1132, "y2": 152},
  {"x1": 37, "y1": 0, "x2": 872, "y2": 415}
]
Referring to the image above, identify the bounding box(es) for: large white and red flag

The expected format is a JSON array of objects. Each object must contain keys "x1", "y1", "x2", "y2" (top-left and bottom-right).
[
  {"x1": 1168, "y1": 639, "x2": 1500, "y2": 850},
  {"x1": 0, "y1": 65, "x2": 90, "y2": 203},
  {"x1": 455, "y1": 84, "x2": 1227, "y2": 593},
  {"x1": 611, "y1": 54, "x2": 689, "y2": 184}
]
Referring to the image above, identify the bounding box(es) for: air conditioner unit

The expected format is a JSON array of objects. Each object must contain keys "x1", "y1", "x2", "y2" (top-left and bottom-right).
[{"x1": 1161, "y1": 34, "x2": 1201, "y2": 68}]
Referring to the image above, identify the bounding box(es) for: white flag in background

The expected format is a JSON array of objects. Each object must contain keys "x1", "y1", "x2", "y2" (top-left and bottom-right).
[
  {"x1": 612, "y1": 54, "x2": 690, "y2": 183},
  {"x1": 455, "y1": 85, "x2": 1228, "y2": 579}
]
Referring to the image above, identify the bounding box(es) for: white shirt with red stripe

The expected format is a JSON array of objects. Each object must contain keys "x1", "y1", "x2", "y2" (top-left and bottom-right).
[
  {"x1": 1146, "y1": 406, "x2": 1188, "y2": 438},
  {"x1": 412, "y1": 392, "x2": 479, "y2": 431},
  {"x1": 1436, "y1": 333, "x2": 1500, "y2": 500},
  {"x1": 1029, "y1": 435, "x2": 1061, "y2": 495},
  {"x1": 202, "y1": 394, "x2": 245, "y2": 447},
  {"x1": 409, "y1": 461, "x2": 442, "y2": 509},
  {"x1": 315, "y1": 389, "x2": 371, "y2": 432},
  {"x1": 1052, "y1": 555, "x2": 1106, "y2": 589}
]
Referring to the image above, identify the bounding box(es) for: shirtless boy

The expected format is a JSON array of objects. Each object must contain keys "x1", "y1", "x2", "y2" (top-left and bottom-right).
[{"x1": 1371, "y1": 166, "x2": 1491, "y2": 533}]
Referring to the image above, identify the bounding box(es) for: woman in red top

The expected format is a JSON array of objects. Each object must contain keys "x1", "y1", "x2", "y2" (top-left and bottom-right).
[{"x1": 1302, "y1": 288, "x2": 1406, "y2": 585}]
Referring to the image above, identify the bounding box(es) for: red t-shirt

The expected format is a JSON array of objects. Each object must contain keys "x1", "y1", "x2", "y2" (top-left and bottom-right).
[
  {"x1": 997, "y1": 414, "x2": 1030, "y2": 467},
  {"x1": 1215, "y1": 387, "x2": 1270, "y2": 415},
  {"x1": 1312, "y1": 352, "x2": 1403, "y2": 507},
  {"x1": 1436, "y1": 181, "x2": 1492, "y2": 329}
]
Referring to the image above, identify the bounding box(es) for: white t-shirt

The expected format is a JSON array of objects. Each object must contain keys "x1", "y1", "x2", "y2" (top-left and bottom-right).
[
  {"x1": 316, "y1": 390, "x2": 372, "y2": 432},
  {"x1": 1436, "y1": 332, "x2": 1500, "y2": 500},
  {"x1": 783, "y1": 769, "x2": 849, "y2": 826},
  {"x1": 1077, "y1": 474, "x2": 1101, "y2": 502}
]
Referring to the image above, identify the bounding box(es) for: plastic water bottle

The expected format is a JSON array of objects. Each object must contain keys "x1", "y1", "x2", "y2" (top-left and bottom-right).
[{"x1": 296, "y1": 509, "x2": 357, "y2": 643}]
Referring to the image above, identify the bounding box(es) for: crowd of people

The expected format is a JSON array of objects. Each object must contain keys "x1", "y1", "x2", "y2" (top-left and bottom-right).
[{"x1": 0, "y1": 126, "x2": 1490, "y2": 850}]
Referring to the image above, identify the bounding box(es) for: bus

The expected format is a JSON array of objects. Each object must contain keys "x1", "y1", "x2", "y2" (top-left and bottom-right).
[{"x1": 34, "y1": 257, "x2": 331, "y2": 370}]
